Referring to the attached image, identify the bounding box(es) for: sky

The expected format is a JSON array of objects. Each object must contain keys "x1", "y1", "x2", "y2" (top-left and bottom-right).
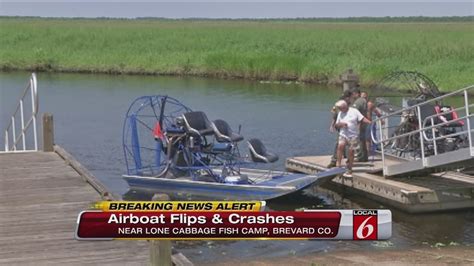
[{"x1": 0, "y1": 1, "x2": 472, "y2": 19}]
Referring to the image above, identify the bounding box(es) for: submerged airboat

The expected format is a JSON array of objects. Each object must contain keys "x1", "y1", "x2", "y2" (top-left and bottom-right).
[{"x1": 122, "y1": 95, "x2": 344, "y2": 200}]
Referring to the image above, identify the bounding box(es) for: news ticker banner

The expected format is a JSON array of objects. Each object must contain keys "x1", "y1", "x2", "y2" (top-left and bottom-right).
[
  {"x1": 75, "y1": 201, "x2": 391, "y2": 240},
  {"x1": 92, "y1": 201, "x2": 265, "y2": 212}
]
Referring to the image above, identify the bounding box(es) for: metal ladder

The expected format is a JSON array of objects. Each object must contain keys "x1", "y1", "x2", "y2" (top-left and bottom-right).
[
  {"x1": 2, "y1": 73, "x2": 39, "y2": 152},
  {"x1": 371, "y1": 85, "x2": 473, "y2": 176}
]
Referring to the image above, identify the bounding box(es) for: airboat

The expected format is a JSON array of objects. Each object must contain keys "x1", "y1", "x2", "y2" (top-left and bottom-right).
[
  {"x1": 122, "y1": 95, "x2": 344, "y2": 200},
  {"x1": 370, "y1": 71, "x2": 470, "y2": 161}
]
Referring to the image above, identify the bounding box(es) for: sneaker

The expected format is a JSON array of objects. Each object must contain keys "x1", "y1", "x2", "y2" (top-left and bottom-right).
[
  {"x1": 343, "y1": 171, "x2": 353, "y2": 178},
  {"x1": 326, "y1": 161, "x2": 336, "y2": 168}
]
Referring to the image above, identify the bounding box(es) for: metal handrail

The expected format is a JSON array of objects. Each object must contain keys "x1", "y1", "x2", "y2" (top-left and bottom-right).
[
  {"x1": 373, "y1": 116, "x2": 467, "y2": 145},
  {"x1": 371, "y1": 85, "x2": 473, "y2": 145},
  {"x1": 373, "y1": 85, "x2": 474, "y2": 123},
  {"x1": 422, "y1": 103, "x2": 474, "y2": 141},
  {"x1": 422, "y1": 104, "x2": 473, "y2": 128},
  {"x1": 369, "y1": 84, "x2": 473, "y2": 175},
  {"x1": 3, "y1": 73, "x2": 39, "y2": 152}
]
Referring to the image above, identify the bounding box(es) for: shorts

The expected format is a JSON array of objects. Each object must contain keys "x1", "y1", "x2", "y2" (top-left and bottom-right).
[
  {"x1": 338, "y1": 135, "x2": 360, "y2": 151},
  {"x1": 365, "y1": 125, "x2": 371, "y2": 140}
]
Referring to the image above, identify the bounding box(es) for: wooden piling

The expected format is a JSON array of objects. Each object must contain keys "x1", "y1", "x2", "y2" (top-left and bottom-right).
[
  {"x1": 150, "y1": 193, "x2": 172, "y2": 266},
  {"x1": 340, "y1": 69, "x2": 359, "y2": 92},
  {"x1": 42, "y1": 113, "x2": 54, "y2": 152}
]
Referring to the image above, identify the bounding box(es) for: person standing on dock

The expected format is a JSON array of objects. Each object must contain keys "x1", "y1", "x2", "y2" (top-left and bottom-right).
[
  {"x1": 327, "y1": 90, "x2": 353, "y2": 168},
  {"x1": 334, "y1": 100, "x2": 371, "y2": 177},
  {"x1": 361, "y1": 91, "x2": 383, "y2": 158},
  {"x1": 351, "y1": 86, "x2": 369, "y2": 162}
]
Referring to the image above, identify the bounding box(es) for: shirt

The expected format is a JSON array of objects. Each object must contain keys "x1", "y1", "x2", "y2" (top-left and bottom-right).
[
  {"x1": 331, "y1": 97, "x2": 352, "y2": 122},
  {"x1": 352, "y1": 97, "x2": 368, "y2": 117},
  {"x1": 336, "y1": 107, "x2": 364, "y2": 139}
]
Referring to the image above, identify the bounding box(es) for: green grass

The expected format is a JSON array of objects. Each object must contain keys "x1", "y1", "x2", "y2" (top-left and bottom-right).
[{"x1": 1, "y1": 17, "x2": 473, "y2": 91}]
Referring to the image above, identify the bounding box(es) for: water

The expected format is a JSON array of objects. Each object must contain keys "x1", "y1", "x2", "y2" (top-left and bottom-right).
[{"x1": 1, "y1": 72, "x2": 472, "y2": 263}]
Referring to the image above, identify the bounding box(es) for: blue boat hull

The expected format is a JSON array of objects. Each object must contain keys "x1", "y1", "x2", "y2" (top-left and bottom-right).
[{"x1": 123, "y1": 167, "x2": 345, "y2": 201}]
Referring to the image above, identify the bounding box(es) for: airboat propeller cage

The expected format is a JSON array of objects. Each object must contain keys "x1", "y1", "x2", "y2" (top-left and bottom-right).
[
  {"x1": 373, "y1": 71, "x2": 440, "y2": 98},
  {"x1": 123, "y1": 95, "x2": 192, "y2": 176}
]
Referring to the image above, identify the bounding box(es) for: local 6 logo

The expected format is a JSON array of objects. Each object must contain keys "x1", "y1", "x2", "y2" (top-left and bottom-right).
[{"x1": 353, "y1": 210, "x2": 378, "y2": 240}]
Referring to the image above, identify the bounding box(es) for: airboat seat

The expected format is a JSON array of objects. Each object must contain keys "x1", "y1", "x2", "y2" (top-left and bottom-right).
[
  {"x1": 205, "y1": 143, "x2": 233, "y2": 153},
  {"x1": 248, "y1": 138, "x2": 279, "y2": 163},
  {"x1": 212, "y1": 119, "x2": 244, "y2": 143},
  {"x1": 166, "y1": 126, "x2": 186, "y2": 135},
  {"x1": 435, "y1": 105, "x2": 465, "y2": 128},
  {"x1": 182, "y1": 111, "x2": 215, "y2": 137},
  {"x1": 419, "y1": 103, "x2": 440, "y2": 126}
]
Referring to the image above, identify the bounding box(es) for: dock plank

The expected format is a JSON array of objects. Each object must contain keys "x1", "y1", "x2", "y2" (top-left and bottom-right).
[
  {"x1": 286, "y1": 154, "x2": 405, "y2": 174},
  {"x1": 1, "y1": 190, "x2": 101, "y2": 206},
  {"x1": 0, "y1": 151, "x2": 152, "y2": 264}
]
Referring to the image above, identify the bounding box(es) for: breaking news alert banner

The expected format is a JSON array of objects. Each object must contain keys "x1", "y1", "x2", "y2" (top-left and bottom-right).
[{"x1": 75, "y1": 201, "x2": 391, "y2": 240}]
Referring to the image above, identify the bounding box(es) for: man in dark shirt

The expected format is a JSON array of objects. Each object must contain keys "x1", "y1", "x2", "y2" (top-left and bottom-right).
[
  {"x1": 351, "y1": 87, "x2": 369, "y2": 162},
  {"x1": 361, "y1": 91, "x2": 384, "y2": 157}
]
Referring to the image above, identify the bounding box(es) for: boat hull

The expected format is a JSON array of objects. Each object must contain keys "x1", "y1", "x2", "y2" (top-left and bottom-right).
[{"x1": 123, "y1": 167, "x2": 345, "y2": 201}]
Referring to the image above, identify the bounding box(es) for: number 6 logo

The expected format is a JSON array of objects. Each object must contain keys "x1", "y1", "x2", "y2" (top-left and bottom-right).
[
  {"x1": 356, "y1": 217, "x2": 374, "y2": 239},
  {"x1": 353, "y1": 214, "x2": 377, "y2": 240}
]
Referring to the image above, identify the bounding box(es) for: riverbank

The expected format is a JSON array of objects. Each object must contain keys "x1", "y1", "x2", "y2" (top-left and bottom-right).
[
  {"x1": 214, "y1": 247, "x2": 474, "y2": 265},
  {"x1": 1, "y1": 17, "x2": 473, "y2": 91}
]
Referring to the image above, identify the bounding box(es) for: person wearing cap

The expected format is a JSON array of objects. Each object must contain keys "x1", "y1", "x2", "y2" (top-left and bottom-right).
[
  {"x1": 327, "y1": 90, "x2": 353, "y2": 168},
  {"x1": 334, "y1": 100, "x2": 371, "y2": 177},
  {"x1": 351, "y1": 86, "x2": 369, "y2": 162}
]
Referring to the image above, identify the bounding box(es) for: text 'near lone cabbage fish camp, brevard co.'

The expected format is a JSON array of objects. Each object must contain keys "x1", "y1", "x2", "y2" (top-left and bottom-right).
[{"x1": 75, "y1": 201, "x2": 391, "y2": 240}]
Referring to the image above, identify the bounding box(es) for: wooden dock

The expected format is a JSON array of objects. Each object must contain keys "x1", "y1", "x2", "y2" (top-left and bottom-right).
[
  {"x1": 0, "y1": 73, "x2": 190, "y2": 265},
  {"x1": 0, "y1": 150, "x2": 151, "y2": 264},
  {"x1": 0, "y1": 148, "x2": 192, "y2": 265},
  {"x1": 285, "y1": 154, "x2": 404, "y2": 174},
  {"x1": 286, "y1": 155, "x2": 474, "y2": 213}
]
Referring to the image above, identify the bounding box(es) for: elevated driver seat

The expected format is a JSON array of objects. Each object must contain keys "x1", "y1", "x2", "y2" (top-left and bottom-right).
[
  {"x1": 212, "y1": 119, "x2": 244, "y2": 143},
  {"x1": 248, "y1": 138, "x2": 278, "y2": 163},
  {"x1": 182, "y1": 111, "x2": 215, "y2": 137}
]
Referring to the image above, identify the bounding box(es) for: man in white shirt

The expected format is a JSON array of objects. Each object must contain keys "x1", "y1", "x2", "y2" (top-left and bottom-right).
[{"x1": 334, "y1": 100, "x2": 371, "y2": 177}]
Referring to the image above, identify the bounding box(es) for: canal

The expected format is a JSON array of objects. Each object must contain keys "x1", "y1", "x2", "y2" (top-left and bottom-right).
[{"x1": 1, "y1": 71, "x2": 472, "y2": 263}]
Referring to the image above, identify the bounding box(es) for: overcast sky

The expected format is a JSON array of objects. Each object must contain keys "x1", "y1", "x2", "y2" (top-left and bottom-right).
[{"x1": 0, "y1": 1, "x2": 472, "y2": 18}]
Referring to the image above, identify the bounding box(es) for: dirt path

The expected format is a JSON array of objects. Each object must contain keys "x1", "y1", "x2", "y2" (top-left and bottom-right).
[{"x1": 212, "y1": 247, "x2": 474, "y2": 265}]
